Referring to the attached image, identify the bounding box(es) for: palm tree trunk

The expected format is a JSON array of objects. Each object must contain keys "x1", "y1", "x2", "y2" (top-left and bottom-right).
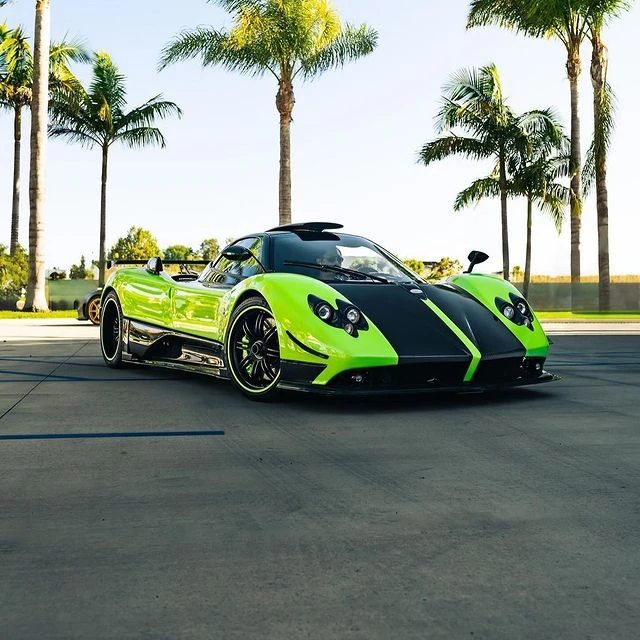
[
  {"x1": 567, "y1": 47, "x2": 582, "y2": 310},
  {"x1": 591, "y1": 32, "x2": 610, "y2": 312},
  {"x1": 10, "y1": 105, "x2": 22, "y2": 255},
  {"x1": 523, "y1": 195, "x2": 533, "y2": 299},
  {"x1": 498, "y1": 151, "x2": 509, "y2": 280},
  {"x1": 99, "y1": 145, "x2": 108, "y2": 287},
  {"x1": 25, "y1": 0, "x2": 51, "y2": 312},
  {"x1": 276, "y1": 77, "x2": 295, "y2": 226}
]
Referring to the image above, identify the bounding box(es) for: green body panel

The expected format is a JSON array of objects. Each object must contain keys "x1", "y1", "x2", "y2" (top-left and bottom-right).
[
  {"x1": 104, "y1": 269, "x2": 398, "y2": 385},
  {"x1": 447, "y1": 273, "x2": 549, "y2": 358}
]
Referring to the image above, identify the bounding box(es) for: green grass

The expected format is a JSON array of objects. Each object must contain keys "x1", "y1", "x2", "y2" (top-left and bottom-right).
[
  {"x1": 0, "y1": 310, "x2": 77, "y2": 319},
  {"x1": 536, "y1": 311, "x2": 640, "y2": 320}
]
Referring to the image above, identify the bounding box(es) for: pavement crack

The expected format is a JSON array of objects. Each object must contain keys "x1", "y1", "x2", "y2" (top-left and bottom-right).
[{"x1": 0, "y1": 342, "x2": 90, "y2": 423}]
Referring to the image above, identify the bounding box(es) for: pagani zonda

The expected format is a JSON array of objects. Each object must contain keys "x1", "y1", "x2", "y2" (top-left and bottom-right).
[{"x1": 99, "y1": 222, "x2": 557, "y2": 400}]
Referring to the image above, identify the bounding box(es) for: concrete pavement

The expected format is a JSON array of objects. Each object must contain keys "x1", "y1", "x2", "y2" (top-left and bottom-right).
[{"x1": 0, "y1": 320, "x2": 639, "y2": 639}]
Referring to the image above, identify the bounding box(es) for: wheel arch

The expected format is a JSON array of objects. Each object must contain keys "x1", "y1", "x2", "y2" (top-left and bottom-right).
[{"x1": 229, "y1": 289, "x2": 266, "y2": 313}]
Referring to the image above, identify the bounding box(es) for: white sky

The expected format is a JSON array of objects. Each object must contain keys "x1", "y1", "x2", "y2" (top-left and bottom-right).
[{"x1": 1, "y1": 0, "x2": 639, "y2": 275}]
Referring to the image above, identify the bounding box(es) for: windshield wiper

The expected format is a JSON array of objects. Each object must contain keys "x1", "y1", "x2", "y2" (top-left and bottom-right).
[{"x1": 283, "y1": 260, "x2": 390, "y2": 283}]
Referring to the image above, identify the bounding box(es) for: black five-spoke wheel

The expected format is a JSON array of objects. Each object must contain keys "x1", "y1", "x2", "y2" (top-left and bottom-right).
[{"x1": 226, "y1": 297, "x2": 281, "y2": 400}]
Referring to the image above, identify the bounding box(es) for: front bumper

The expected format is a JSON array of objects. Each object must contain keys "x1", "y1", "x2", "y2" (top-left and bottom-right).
[{"x1": 278, "y1": 356, "x2": 558, "y2": 395}]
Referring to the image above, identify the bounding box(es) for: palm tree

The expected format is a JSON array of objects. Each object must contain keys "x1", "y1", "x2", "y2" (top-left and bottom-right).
[
  {"x1": 25, "y1": 0, "x2": 52, "y2": 312},
  {"x1": 0, "y1": 24, "x2": 30, "y2": 256},
  {"x1": 509, "y1": 142, "x2": 569, "y2": 298},
  {"x1": 452, "y1": 111, "x2": 569, "y2": 297},
  {"x1": 418, "y1": 64, "x2": 560, "y2": 279},
  {"x1": 0, "y1": 24, "x2": 86, "y2": 255},
  {"x1": 48, "y1": 51, "x2": 182, "y2": 286},
  {"x1": 467, "y1": 0, "x2": 589, "y2": 305},
  {"x1": 583, "y1": 1, "x2": 631, "y2": 311},
  {"x1": 159, "y1": 0, "x2": 378, "y2": 226}
]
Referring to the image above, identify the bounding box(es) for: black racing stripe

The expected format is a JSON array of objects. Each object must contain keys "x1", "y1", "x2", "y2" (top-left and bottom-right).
[
  {"x1": 329, "y1": 283, "x2": 470, "y2": 361},
  {"x1": 426, "y1": 284, "x2": 525, "y2": 357}
]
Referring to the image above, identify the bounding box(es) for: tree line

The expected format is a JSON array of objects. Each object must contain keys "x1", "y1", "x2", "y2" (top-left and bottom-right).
[{"x1": 1, "y1": 0, "x2": 633, "y2": 311}]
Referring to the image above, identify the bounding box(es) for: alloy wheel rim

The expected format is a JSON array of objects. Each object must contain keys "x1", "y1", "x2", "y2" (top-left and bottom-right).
[
  {"x1": 88, "y1": 298, "x2": 100, "y2": 324},
  {"x1": 230, "y1": 308, "x2": 280, "y2": 390}
]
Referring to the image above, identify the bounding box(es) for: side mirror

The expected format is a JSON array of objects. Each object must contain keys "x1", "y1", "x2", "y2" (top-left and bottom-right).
[
  {"x1": 146, "y1": 257, "x2": 163, "y2": 274},
  {"x1": 221, "y1": 245, "x2": 252, "y2": 261},
  {"x1": 465, "y1": 250, "x2": 489, "y2": 274}
]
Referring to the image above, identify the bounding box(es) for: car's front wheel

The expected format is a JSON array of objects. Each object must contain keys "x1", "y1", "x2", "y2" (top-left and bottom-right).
[
  {"x1": 100, "y1": 291, "x2": 125, "y2": 368},
  {"x1": 226, "y1": 297, "x2": 281, "y2": 401}
]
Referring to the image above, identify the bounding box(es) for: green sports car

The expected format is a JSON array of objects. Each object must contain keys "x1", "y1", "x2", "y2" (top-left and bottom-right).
[{"x1": 99, "y1": 222, "x2": 557, "y2": 400}]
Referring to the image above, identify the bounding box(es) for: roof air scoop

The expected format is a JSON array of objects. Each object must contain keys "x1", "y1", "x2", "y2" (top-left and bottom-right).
[{"x1": 267, "y1": 222, "x2": 343, "y2": 232}]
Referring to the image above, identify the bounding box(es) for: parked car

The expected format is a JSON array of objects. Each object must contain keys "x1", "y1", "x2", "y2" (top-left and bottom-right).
[
  {"x1": 98, "y1": 222, "x2": 557, "y2": 400},
  {"x1": 77, "y1": 288, "x2": 102, "y2": 325}
]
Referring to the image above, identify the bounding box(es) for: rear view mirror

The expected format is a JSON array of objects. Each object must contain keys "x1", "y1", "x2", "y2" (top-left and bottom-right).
[{"x1": 465, "y1": 250, "x2": 489, "y2": 273}]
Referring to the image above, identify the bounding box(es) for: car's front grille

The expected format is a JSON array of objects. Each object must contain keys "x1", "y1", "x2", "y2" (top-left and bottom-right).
[
  {"x1": 327, "y1": 361, "x2": 469, "y2": 390},
  {"x1": 472, "y1": 356, "x2": 545, "y2": 384}
]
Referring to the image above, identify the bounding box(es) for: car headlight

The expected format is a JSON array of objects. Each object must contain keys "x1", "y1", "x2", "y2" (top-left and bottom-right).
[
  {"x1": 345, "y1": 307, "x2": 361, "y2": 324},
  {"x1": 502, "y1": 304, "x2": 515, "y2": 320},
  {"x1": 515, "y1": 301, "x2": 528, "y2": 316},
  {"x1": 315, "y1": 303, "x2": 334, "y2": 322},
  {"x1": 308, "y1": 295, "x2": 368, "y2": 337}
]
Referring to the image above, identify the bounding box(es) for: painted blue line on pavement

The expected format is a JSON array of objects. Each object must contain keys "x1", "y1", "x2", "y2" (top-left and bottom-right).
[{"x1": 0, "y1": 430, "x2": 225, "y2": 441}]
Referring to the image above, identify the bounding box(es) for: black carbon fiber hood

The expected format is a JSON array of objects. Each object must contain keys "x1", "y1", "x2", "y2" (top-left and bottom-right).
[{"x1": 330, "y1": 282, "x2": 524, "y2": 361}]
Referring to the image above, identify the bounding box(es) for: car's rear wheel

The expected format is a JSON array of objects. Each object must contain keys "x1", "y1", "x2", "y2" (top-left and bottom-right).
[
  {"x1": 87, "y1": 295, "x2": 101, "y2": 325},
  {"x1": 100, "y1": 291, "x2": 125, "y2": 368},
  {"x1": 226, "y1": 297, "x2": 281, "y2": 401}
]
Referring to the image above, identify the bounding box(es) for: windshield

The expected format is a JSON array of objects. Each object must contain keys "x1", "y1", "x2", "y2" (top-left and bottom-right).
[{"x1": 271, "y1": 232, "x2": 425, "y2": 284}]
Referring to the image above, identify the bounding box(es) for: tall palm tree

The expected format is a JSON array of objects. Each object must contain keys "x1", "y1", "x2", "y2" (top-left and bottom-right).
[
  {"x1": 0, "y1": 24, "x2": 86, "y2": 255},
  {"x1": 24, "y1": 0, "x2": 52, "y2": 312},
  {"x1": 48, "y1": 51, "x2": 182, "y2": 286},
  {"x1": 0, "y1": 23, "x2": 30, "y2": 256},
  {"x1": 159, "y1": 0, "x2": 377, "y2": 226},
  {"x1": 467, "y1": 0, "x2": 589, "y2": 305},
  {"x1": 418, "y1": 64, "x2": 560, "y2": 279},
  {"x1": 583, "y1": 0, "x2": 630, "y2": 310}
]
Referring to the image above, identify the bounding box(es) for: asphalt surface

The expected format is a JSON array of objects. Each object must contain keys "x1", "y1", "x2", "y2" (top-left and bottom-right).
[{"x1": 1, "y1": 321, "x2": 639, "y2": 639}]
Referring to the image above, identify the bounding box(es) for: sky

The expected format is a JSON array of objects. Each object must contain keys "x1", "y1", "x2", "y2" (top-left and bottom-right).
[{"x1": 1, "y1": 0, "x2": 639, "y2": 276}]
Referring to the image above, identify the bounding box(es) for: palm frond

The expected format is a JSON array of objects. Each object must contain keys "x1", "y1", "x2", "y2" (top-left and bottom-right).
[
  {"x1": 537, "y1": 185, "x2": 568, "y2": 232},
  {"x1": 453, "y1": 176, "x2": 501, "y2": 211},
  {"x1": 160, "y1": 26, "x2": 275, "y2": 77},
  {"x1": 47, "y1": 123, "x2": 101, "y2": 148},
  {"x1": 114, "y1": 127, "x2": 166, "y2": 150},
  {"x1": 114, "y1": 97, "x2": 182, "y2": 134},
  {"x1": 418, "y1": 135, "x2": 492, "y2": 166},
  {"x1": 298, "y1": 24, "x2": 377, "y2": 78},
  {"x1": 88, "y1": 51, "x2": 127, "y2": 127},
  {"x1": 583, "y1": 81, "x2": 616, "y2": 195}
]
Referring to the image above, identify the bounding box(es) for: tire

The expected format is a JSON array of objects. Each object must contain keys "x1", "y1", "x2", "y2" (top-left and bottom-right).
[
  {"x1": 100, "y1": 291, "x2": 125, "y2": 368},
  {"x1": 87, "y1": 295, "x2": 101, "y2": 325},
  {"x1": 225, "y1": 296, "x2": 281, "y2": 401}
]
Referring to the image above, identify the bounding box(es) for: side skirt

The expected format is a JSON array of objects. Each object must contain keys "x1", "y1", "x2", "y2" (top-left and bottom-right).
[{"x1": 122, "y1": 318, "x2": 228, "y2": 378}]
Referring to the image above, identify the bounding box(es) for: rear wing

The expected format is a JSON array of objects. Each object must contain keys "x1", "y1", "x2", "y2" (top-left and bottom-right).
[{"x1": 106, "y1": 259, "x2": 210, "y2": 269}]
